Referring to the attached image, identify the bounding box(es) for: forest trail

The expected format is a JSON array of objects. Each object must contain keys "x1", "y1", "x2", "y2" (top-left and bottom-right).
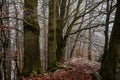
[{"x1": 23, "y1": 58, "x2": 100, "y2": 80}]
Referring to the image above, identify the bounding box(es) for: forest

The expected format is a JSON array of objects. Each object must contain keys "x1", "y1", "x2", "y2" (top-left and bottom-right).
[{"x1": 0, "y1": 0, "x2": 120, "y2": 80}]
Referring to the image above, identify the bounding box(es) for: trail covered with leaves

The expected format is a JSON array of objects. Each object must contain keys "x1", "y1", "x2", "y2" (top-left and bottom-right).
[{"x1": 22, "y1": 58, "x2": 100, "y2": 80}]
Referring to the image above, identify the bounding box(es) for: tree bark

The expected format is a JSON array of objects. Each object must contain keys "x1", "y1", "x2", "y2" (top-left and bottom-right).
[
  {"x1": 56, "y1": 0, "x2": 67, "y2": 62},
  {"x1": 47, "y1": 0, "x2": 57, "y2": 70},
  {"x1": 102, "y1": 0, "x2": 111, "y2": 65},
  {"x1": 23, "y1": 0, "x2": 43, "y2": 76},
  {"x1": 100, "y1": 0, "x2": 120, "y2": 80}
]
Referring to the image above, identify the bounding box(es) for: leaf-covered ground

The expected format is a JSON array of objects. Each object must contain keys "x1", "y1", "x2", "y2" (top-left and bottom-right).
[{"x1": 22, "y1": 58, "x2": 100, "y2": 80}]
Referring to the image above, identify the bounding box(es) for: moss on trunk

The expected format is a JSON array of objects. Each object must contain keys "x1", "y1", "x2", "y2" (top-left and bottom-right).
[
  {"x1": 47, "y1": 0, "x2": 57, "y2": 70},
  {"x1": 23, "y1": 30, "x2": 43, "y2": 76},
  {"x1": 56, "y1": 0, "x2": 67, "y2": 62},
  {"x1": 23, "y1": 0, "x2": 44, "y2": 76}
]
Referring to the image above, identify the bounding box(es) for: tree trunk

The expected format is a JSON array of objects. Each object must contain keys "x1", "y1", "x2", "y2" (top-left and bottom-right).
[
  {"x1": 38, "y1": 0, "x2": 48, "y2": 71},
  {"x1": 100, "y1": 0, "x2": 120, "y2": 80},
  {"x1": 23, "y1": 0, "x2": 43, "y2": 76},
  {"x1": 56, "y1": 0, "x2": 67, "y2": 62},
  {"x1": 102, "y1": 0, "x2": 111, "y2": 65},
  {"x1": 47, "y1": 0, "x2": 57, "y2": 70}
]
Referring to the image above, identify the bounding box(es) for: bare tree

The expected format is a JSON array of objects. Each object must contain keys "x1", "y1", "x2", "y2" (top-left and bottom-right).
[
  {"x1": 0, "y1": 0, "x2": 24, "y2": 79},
  {"x1": 38, "y1": 0, "x2": 48, "y2": 71}
]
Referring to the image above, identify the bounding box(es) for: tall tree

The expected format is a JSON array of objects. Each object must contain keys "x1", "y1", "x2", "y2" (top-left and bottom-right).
[
  {"x1": 100, "y1": 0, "x2": 120, "y2": 80},
  {"x1": 56, "y1": 0, "x2": 67, "y2": 62},
  {"x1": 47, "y1": 0, "x2": 57, "y2": 70},
  {"x1": 23, "y1": 0, "x2": 43, "y2": 76},
  {"x1": 38, "y1": 0, "x2": 48, "y2": 71},
  {"x1": 56, "y1": 0, "x2": 83, "y2": 62},
  {"x1": 102, "y1": 0, "x2": 114, "y2": 65}
]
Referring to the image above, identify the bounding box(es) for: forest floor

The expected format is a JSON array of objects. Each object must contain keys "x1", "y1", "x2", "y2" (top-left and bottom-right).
[{"x1": 22, "y1": 58, "x2": 101, "y2": 80}]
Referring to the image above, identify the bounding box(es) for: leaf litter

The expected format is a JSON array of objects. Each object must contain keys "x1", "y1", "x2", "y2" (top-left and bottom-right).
[{"x1": 22, "y1": 57, "x2": 100, "y2": 80}]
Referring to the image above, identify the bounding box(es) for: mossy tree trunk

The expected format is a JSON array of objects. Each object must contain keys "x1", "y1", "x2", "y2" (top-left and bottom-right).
[
  {"x1": 48, "y1": 0, "x2": 57, "y2": 70},
  {"x1": 100, "y1": 0, "x2": 120, "y2": 80},
  {"x1": 56, "y1": 0, "x2": 83, "y2": 62},
  {"x1": 56, "y1": 0, "x2": 67, "y2": 62},
  {"x1": 23, "y1": 0, "x2": 43, "y2": 76}
]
